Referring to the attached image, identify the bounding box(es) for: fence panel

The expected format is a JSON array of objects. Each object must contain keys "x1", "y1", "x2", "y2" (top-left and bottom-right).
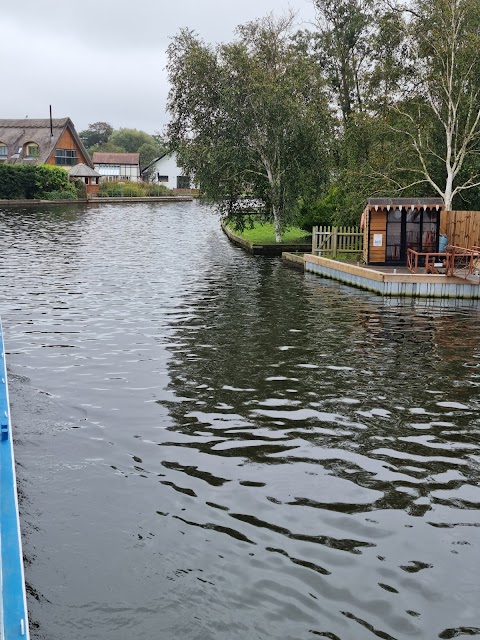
[
  {"x1": 441, "y1": 211, "x2": 480, "y2": 249},
  {"x1": 312, "y1": 225, "x2": 363, "y2": 258}
]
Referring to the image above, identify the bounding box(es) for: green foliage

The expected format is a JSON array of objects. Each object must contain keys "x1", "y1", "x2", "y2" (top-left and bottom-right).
[
  {"x1": 34, "y1": 165, "x2": 72, "y2": 196},
  {"x1": 86, "y1": 128, "x2": 165, "y2": 172},
  {"x1": 89, "y1": 141, "x2": 125, "y2": 154},
  {"x1": 145, "y1": 183, "x2": 172, "y2": 196},
  {"x1": 166, "y1": 15, "x2": 332, "y2": 241},
  {"x1": 108, "y1": 129, "x2": 165, "y2": 168},
  {"x1": 72, "y1": 179, "x2": 87, "y2": 198},
  {"x1": 0, "y1": 164, "x2": 75, "y2": 199},
  {"x1": 296, "y1": 186, "x2": 340, "y2": 230},
  {"x1": 79, "y1": 122, "x2": 114, "y2": 149},
  {"x1": 311, "y1": 0, "x2": 374, "y2": 124},
  {"x1": 227, "y1": 220, "x2": 311, "y2": 245},
  {"x1": 295, "y1": 183, "x2": 366, "y2": 230},
  {"x1": 161, "y1": 0, "x2": 479, "y2": 222},
  {"x1": 98, "y1": 181, "x2": 173, "y2": 198},
  {"x1": 42, "y1": 189, "x2": 77, "y2": 200},
  {"x1": 109, "y1": 128, "x2": 154, "y2": 152},
  {"x1": 0, "y1": 164, "x2": 36, "y2": 199},
  {"x1": 137, "y1": 141, "x2": 164, "y2": 174}
]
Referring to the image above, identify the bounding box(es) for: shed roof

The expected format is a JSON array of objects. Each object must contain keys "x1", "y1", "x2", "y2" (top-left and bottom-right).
[
  {"x1": 93, "y1": 152, "x2": 140, "y2": 164},
  {"x1": 367, "y1": 197, "x2": 444, "y2": 207},
  {"x1": 0, "y1": 117, "x2": 93, "y2": 167},
  {"x1": 67, "y1": 163, "x2": 101, "y2": 177}
]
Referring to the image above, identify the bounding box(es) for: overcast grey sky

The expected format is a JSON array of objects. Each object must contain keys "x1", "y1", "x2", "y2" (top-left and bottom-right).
[{"x1": 2, "y1": 0, "x2": 317, "y2": 136}]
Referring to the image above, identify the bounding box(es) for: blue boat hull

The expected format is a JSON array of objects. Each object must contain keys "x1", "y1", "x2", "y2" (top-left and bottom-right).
[{"x1": 0, "y1": 321, "x2": 30, "y2": 639}]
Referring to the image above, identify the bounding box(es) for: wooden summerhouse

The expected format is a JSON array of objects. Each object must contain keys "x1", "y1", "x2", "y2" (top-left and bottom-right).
[
  {"x1": 362, "y1": 198, "x2": 444, "y2": 265},
  {"x1": 68, "y1": 163, "x2": 101, "y2": 196}
]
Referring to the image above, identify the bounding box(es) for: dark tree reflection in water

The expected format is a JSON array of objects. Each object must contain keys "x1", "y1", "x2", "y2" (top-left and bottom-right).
[{"x1": 1, "y1": 202, "x2": 479, "y2": 640}]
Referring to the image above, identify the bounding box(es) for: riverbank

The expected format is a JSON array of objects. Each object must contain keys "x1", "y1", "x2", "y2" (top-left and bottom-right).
[
  {"x1": 221, "y1": 221, "x2": 311, "y2": 256},
  {"x1": 0, "y1": 196, "x2": 194, "y2": 206}
]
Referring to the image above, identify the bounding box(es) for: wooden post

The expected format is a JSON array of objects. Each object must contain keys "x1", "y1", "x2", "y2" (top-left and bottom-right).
[{"x1": 332, "y1": 226, "x2": 338, "y2": 258}]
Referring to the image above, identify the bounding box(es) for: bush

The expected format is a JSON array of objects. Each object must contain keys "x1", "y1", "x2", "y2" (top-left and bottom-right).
[
  {"x1": 72, "y1": 179, "x2": 87, "y2": 198},
  {"x1": 98, "y1": 180, "x2": 174, "y2": 197},
  {"x1": 294, "y1": 184, "x2": 361, "y2": 231},
  {"x1": 34, "y1": 165, "x2": 71, "y2": 196},
  {"x1": 145, "y1": 183, "x2": 171, "y2": 196},
  {"x1": 0, "y1": 164, "x2": 36, "y2": 199},
  {"x1": 42, "y1": 189, "x2": 77, "y2": 200},
  {"x1": 0, "y1": 164, "x2": 76, "y2": 199}
]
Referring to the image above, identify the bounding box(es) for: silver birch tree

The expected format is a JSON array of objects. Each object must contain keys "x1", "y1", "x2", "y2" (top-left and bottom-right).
[{"x1": 392, "y1": 0, "x2": 480, "y2": 210}]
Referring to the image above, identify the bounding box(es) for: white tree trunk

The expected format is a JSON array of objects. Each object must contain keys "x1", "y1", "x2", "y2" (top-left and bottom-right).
[
  {"x1": 444, "y1": 171, "x2": 454, "y2": 211},
  {"x1": 392, "y1": 0, "x2": 480, "y2": 211},
  {"x1": 263, "y1": 156, "x2": 283, "y2": 242},
  {"x1": 272, "y1": 204, "x2": 282, "y2": 243}
]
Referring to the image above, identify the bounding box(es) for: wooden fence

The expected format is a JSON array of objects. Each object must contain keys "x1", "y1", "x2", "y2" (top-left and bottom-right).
[
  {"x1": 312, "y1": 225, "x2": 363, "y2": 258},
  {"x1": 441, "y1": 210, "x2": 480, "y2": 248}
]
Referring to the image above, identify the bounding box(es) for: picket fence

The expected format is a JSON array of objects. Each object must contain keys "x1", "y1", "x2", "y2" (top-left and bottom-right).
[{"x1": 312, "y1": 225, "x2": 363, "y2": 258}]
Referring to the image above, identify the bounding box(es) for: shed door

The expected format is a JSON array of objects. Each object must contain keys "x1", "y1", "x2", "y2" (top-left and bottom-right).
[
  {"x1": 386, "y1": 209, "x2": 402, "y2": 262},
  {"x1": 386, "y1": 208, "x2": 438, "y2": 264}
]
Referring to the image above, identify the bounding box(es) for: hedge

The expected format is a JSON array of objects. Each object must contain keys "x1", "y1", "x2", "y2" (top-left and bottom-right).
[{"x1": 0, "y1": 164, "x2": 76, "y2": 199}]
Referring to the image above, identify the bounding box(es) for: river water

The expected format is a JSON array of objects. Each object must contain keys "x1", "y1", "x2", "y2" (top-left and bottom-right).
[{"x1": 1, "y1": 201, "x2": 480, "y2": 640}]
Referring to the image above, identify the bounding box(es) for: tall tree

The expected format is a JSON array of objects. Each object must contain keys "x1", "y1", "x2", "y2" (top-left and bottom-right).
[
  {"x1": 306, "y1": 0, "x2": 411, "y2": 220},
  {"x1": 109, "y1": 128, "x2": 156, "y2": 153},
  {"x1": 390, "y1": 0, "x2": 480, "y2": 209},
  {"x1": 166, "y1": 15, "x2": 332, "y2": 241},
  {"x1": 312, "y1": 0, "x2": 374, "y2": 125},
  {"x1": 109, "y1": 128, "x2": 164, "y2": 167},
  {"x1": 79, "y1": 122, "x2": 113, "y2": 150}
]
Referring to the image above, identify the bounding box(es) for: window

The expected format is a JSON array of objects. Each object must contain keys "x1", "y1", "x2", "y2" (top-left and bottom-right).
[
  {"x1": 25, "y1": 143, "x2": 39, "y2": 158},
  {"x1": 104, "y1": 175, "x2": 130, "y2": 182},
  {"x1": 177, "y1": 175, "x2": 190, "y2": 189},
  {"x1": 55, "y1": 148, "x2": 78, "y2": 166},
  {"x1": 157, "y1": 174, "x2": 168, "y2": 182},
  {"x1": 0, "y1": 143, "x2": 7, "y2": 158},
  {"x1": 386, "y1": 209, "x2": 402, "y2": 261},
  {"x1": 97, "y1": 165, "x2": 120, "y2": 176}
]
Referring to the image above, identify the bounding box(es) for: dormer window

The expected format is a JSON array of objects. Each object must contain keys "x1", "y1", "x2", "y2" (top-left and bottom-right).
[
  {"x1": 0, "y1": 143, "x2": 7, "y2": 161},
  {"x1": 25, "y1": 142, "x2": 39, "y2": 158}
]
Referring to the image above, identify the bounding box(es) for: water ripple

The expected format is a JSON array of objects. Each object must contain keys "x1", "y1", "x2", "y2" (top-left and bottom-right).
[{"x1": 2, "y1": 202, "x2": 480, "y2": 640}]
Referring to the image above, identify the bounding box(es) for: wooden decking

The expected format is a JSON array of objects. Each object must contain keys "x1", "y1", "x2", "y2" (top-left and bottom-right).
[{"x1": 283, "y1": 252, "x2": 480, "y2": 298}]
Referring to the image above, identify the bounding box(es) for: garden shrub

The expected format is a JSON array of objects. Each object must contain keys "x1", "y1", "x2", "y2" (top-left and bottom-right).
[
  {"x1": 34, "y1": 165, "x2": 71, "y2": 197},
  {"x1": 0, "y1": 164, "x2": 36, "y2": 199},
  {"x1": 42, "y1": 189, "x2": 77, "y2": 200},
  {"x1": 98, "y1": 180, "x2": 174, "y2": 197},
  {"x1": 294, "y1": 184, "x2": 363, "y2": 231},
  {"x1": 145, "y1": 183, "x2": 172, "y2": 196},
  {"x1": 0, "y1": 164, "x2": 76, "y2": 199}
]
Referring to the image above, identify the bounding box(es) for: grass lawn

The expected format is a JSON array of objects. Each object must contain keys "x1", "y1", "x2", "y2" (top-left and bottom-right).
[{"x1": 229, "y1": 221, "x2": 311, "y2": 245}]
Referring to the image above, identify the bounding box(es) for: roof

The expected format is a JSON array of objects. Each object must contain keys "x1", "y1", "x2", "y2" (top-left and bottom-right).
[
  {"x1": 0, "y1": 117, "x2": 93, "y2": 168},
  {"x1": 142, "y1": 151, "x2": 176, "y2": 173},
  {"x1": 67, "y1": 163, "x2": 101, "y2": 177},
  {"x1": 367, "y1": 197, "x2": 444, "y2": 207},
  {"x1": 92, "y1": 152, "x2": 140, "y2": 164},
  {"x1": 141, "y1": 151, "x2": 170, "y2": 173}
]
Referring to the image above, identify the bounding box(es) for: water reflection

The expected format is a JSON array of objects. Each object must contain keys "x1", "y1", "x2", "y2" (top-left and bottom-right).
[{"x1": 1, "y1": 202, "x2": 480, "y2": 640}]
